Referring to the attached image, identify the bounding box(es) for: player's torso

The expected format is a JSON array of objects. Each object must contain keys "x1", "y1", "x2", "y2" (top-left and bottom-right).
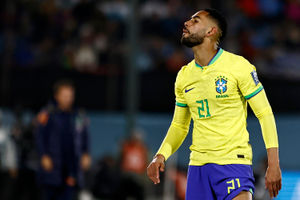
[
  {"x1": 179, "y1": 53, "x2": 252, "y2": 165},
  {"x1": 181, "y1": 61, "x2": 247, "y2": 125}
]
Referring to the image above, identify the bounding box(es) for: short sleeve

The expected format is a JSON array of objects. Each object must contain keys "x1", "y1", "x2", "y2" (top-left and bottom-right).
[
  {"x1": 237, "y1": 60, "x2": 264, "y2": 100},
  {"x1": 175, "y1": 68, "x2": 188, "y2": 107}
]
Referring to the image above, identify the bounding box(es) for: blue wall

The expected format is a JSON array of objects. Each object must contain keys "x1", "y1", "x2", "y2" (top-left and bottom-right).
[
  {"x1": 1, "y1": 109, "x2": 299, "y2": 170},
  {"x1": 277, "y1": 171, "x2": 300, "y2": 200},
  {"x1": 88, "y1": 112, "x2": 300, "y2": 170}
]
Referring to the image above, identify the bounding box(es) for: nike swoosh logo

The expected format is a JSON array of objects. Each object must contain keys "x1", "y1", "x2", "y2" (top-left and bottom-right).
[{"x1": 185, "y1": 87, "x2": 195, "y2": 93}]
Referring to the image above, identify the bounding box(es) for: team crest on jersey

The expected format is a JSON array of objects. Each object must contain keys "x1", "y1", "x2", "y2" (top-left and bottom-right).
[
  {"x1": 215, "y1": 76, "x2": 228, "y2": 94},
  {"x1": 215, "y1": 76, "x2": 229, "y2": 98}
]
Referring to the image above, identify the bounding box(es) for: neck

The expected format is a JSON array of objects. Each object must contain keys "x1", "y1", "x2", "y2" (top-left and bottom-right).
[
  {"x1": 192, "y1": 42, "x2": 218, "y2": 66},
  {"x1": 58, "y1": 105, "x2": 71, "y2": 112}
]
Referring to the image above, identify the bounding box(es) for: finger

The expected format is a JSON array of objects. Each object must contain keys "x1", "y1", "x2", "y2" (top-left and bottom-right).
[
  {"x1": 265, "y1": 178, "x2": 269, "y2": 192},
  {"x1": 278, "y1": 179, "x2": 282, "y2": 191},
  {"x1": 275, "y1": 181, "x2": 281, "y2": 197},
  {"x1": 149, "y1": 164, "x2": 160, "y2": 184},
  {"x1": 266, "y1": 182, "x2": 273, "y2": 198},
  {"x1": 272, "y1": 182, "x2": 278, "y2": 197},
  {"x1": 150, "y1": 176, "x2": 158, "y2": 184},
  {"x1": 268, "y1": 188, "x2": 273, "y2": 198},
  {"x1": 273, "y1": 183, "x2": 278, "y2": 197},
  {"x1": 272, "y1": 183, "x2": 278, "y2": 197},
  {"x1": 276, "y1": 180, "x2": 281, "y2": 195},
  {"x1": 147, "y1": 166, "x2": 153, "y2": 179},
  {"x1": 147, "y1": 169, "x2": 157, "y2": 184},
  {"x1": 147, "y1": 166, "x2": 154, "y2": 178},
  {"x1": 265, "y1": 179, "x2": 267, "y2": 189},
  {"x1": 151, "y1": 175, "x2": 159, "y2": 184},
  {"x1": 155, "y1": 166, "x2": 160, "y2": 184},
  {"x1": 160, "y1": 163, "x2": 165, "y2": 172},
  {"x1": 154, "y1": 164, "x2": 159, "y2": 177}
]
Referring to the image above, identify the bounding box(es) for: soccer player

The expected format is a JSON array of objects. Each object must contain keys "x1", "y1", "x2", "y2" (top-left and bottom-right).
[{"x1": 147, "y1": 9, "x2": 281, "y2": 200}]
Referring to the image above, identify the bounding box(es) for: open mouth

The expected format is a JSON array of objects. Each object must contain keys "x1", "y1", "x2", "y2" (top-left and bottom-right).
[{"x1": 182, "y1": 28, "x2": 189, "y2": 34}]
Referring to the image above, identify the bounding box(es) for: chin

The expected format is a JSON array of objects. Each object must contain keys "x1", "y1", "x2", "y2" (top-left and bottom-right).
[{"x1": 182, "y1": 33, "x2": 189, "y2": 38}]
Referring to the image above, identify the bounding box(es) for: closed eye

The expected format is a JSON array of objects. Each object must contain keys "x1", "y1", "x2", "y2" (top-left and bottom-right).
[{"x1": 191, "y1": 16, "x2": 201, "y2": 23}]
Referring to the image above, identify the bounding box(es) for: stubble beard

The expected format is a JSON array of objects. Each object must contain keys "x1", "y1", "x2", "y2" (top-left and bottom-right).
[{"x1": 181, "y1": 33, "x2": 204, "y2": 48}]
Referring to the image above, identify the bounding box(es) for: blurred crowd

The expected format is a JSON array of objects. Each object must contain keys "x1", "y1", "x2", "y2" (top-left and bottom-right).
[
  {"x1": 0, "y1": 0, "x2": 299, "y2": 77},
  {"x1": 0, "y1": 78, "x2": 187, "y2": 200},
  {"x1": 0, "y1": 107, "x2": 190, "y2": 200},
  {"x1": 0, "y1": 79, "x2": 144, "y2": 200}
]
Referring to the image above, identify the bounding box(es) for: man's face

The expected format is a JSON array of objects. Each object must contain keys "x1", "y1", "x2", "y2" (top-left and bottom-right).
[
  {"x1": 55, "y1": 86, "x2": 75, "y2": 110},
  {"x1": 181, "y1": 11, "x2": 212, "y2": 48}
]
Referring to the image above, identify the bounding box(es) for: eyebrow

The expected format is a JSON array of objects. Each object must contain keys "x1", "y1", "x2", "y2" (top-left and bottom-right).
[{"x1": 191, "y1": 16, "x2": 201, "y2": 20}]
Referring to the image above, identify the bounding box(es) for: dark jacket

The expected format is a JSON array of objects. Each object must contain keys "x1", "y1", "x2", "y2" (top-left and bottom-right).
[{"x1": 35, "y1": 104, "x2": 89, "y2": 187}]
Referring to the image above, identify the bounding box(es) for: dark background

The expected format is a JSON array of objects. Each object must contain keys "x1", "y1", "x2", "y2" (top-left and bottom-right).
[{"x1": 0, "y1": 0, "x2": 299, "y2": 113}]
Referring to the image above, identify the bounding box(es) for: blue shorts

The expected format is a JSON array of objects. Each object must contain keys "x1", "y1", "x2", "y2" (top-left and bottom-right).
[{"x1": 186, "y1": 164, "x2": 255, "y2": 200}]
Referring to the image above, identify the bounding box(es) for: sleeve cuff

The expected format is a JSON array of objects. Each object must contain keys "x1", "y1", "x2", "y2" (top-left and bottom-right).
[
  {"x1": 244, "y1": 85, "x2": 264, "y2": 100},
  {"x1": 176, "y1": 102, "x2": 188, "y2": 107},
  {"x1": 265, "y1": 144, "x2": 279, "y2": 149},
  {"x1": 156, "y1": 144, "x2": 172, "y2": 161}
]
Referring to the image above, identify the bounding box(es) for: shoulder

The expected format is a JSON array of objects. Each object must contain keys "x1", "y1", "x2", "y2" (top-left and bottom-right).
[
  {"x1": 176, "y1": 60, "x2": 194, "y2": 82},
  {"x1": 37, "y1": 110, "x2": 50, "y2": 126},
  {"x1": 75, "y1": 109, "x2": 90, "y2": 126},
  {"x1": 75, "y1": 108, "x2": 87, "y2": 118},
  {"x1": 36, "y1": 105, "x2": 55, "y2": 126},
  {"x1": 223, "y1": 50, "x2": 256, "y2": 76}
]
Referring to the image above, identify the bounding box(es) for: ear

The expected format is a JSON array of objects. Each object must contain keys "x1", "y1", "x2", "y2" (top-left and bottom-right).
[{"x1": 206, "y1": 27, "x2": 218, "y2": 37}]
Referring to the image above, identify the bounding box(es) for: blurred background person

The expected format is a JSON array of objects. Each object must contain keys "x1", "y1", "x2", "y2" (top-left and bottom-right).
[
  {"x1": 0, "y1": 110, "x2": 18, "y2": 200},
  {"x1": 167, "y1": 166, "x2": 187, "y2": 200},
  {"x1": 35, "y1": 80, "x2": 91, "y2": 200},
  {"x1": 91, "y1": 155, "x2": 121, "y2": 199},
  {"x1": 118, "y1": 129, "x2": 148, "y2": 200},
  {"x1": 11, "y1": 108, "x2": 40, "y2": 200}
]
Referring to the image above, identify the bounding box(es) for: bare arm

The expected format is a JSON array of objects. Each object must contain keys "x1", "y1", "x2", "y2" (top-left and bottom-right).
[{"x1": 265, "y1": 148, "x2": 281, "y2": 197}]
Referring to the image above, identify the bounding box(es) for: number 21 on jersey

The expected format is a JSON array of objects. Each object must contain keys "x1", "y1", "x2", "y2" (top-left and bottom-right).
[{"x1": 196, "y1": 99, "x2": 211, "y2": 118}]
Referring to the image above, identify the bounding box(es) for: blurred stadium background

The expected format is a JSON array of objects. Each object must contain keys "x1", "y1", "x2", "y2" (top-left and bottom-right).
[{"x1": 0, "y1": 0, "x2": 299, "y2": 199}]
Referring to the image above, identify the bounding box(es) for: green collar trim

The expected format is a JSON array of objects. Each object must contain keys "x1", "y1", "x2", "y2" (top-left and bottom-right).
[
  {"x1": 195, "y1": 62, "x2": 203, "y2": 69},
  {"x1": 209, "y1": 48, "x2": 223, "y2": 65},
  {"x1": 195, "y1": 48, "x2": 223, "y2": 68}
]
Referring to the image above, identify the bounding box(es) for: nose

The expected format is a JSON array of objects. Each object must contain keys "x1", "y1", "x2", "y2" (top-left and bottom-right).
[
  {"x1": 184, "y1": 19, "x2": 192, "y2": 28},
  {"x1": 184, "y1": 21, "x2": 188, "y2": 27}
]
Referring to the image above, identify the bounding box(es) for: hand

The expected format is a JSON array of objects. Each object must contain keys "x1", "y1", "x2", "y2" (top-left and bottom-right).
[
  {"x1": 80, "y1": 153, "x2": 91, "y2": 171},
  {"x1": 147, "y1": 154, "x2": 165, "y2": 184},
  {"x1": 41, "y1": 155, "x2": 53, "y2": 172},
  {"x1": 265, "y1": 165, "x2": 282, "y2": 198},
  {"x1": 66, "y1": 176, "x2": 76, "y2": 187}
]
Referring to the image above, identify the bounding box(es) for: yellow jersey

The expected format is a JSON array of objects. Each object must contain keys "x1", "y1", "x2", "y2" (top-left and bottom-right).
[{"x1": 174, "y1": 48, "x2": 264, "y2": 166}]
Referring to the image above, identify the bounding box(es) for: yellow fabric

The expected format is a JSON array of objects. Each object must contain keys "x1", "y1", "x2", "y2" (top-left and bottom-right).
[
  {"x1": 156, "y1": 106, "x2": 191, "y2": 160},
  {"x1": 248, "y1": 90, "x2": 279, "y2": 148},
  {"x1": 156, "y1": 49, "x2": 277, "y2": 166}
]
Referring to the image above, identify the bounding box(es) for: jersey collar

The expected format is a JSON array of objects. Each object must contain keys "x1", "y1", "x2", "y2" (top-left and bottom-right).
[{"x1": 195, "y1": 48, "x2": 223, "y2": 68}]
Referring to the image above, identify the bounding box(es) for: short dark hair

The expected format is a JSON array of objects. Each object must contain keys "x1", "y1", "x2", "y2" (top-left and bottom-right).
[
  {"x1": 204, "y1": 8, "x2": 227, "y2": 43},
  {"x1": 53, "y1": 79, "x2": 75, "y2": 95}
]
